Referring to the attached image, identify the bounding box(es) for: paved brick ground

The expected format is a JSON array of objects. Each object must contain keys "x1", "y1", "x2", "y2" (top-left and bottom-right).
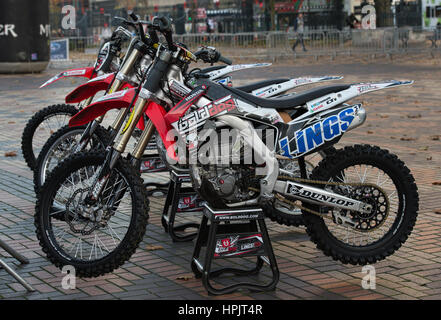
[{"x1": 0, "y1": 57, "x2": 440, "y2": 300}]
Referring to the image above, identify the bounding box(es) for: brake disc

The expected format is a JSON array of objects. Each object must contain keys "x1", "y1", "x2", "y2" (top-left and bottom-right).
[{"x1": 65, "y1": 187, "x2": 101, "y2": 235}]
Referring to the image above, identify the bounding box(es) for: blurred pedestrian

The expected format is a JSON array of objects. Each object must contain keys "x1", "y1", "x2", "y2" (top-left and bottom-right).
[
  {"x1": 346, "y1": 13, "x2": 360, "y2": 29},
  {"x1": 292, "y1": 13, "x2": 306, "y2": 52}
]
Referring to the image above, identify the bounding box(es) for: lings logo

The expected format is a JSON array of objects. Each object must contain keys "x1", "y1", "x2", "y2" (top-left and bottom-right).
[{"x1": 280, "y1": 106, "x2": 358, "y2": 157}]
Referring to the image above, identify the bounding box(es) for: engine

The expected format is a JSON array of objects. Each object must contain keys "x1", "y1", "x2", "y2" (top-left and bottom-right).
[{"x1": 191, "y1": 164, "x2": 260, "y2": 208}]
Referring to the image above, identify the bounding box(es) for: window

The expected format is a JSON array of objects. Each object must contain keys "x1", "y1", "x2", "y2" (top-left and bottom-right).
[{"x1": 426, "y1": 6, "x2": 435, "y2": 18}]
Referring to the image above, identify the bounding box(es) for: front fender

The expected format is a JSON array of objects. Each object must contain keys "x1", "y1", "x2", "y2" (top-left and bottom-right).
[
  {"x1": 69, "y1": 88, "x2": 137, "y2": 127},
  {"x1": 40, "y1": 67, "x2": 95, "y2": 88},
  {"x1": 65, "y1": 73, "x2": 115, "y2": 103}
]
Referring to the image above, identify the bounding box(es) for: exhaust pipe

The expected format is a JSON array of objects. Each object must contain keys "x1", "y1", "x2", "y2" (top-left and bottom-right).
[{"x1": 347, "y1": 104, "x2": 367, "y2": 132}]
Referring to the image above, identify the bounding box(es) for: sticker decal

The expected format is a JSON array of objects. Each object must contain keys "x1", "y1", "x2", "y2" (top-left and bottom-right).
[
  {"x1": 214, "y1": 233, "x2": 264, "y2": 258},
  {"x1": 64, "y1": 69, "x2": 87, "y2": 76},
  {"x1": 171, "y1": 85, "x2": 207, "y2": 114},
  {"x1": 140, "y1": 158, "x2": 167, "y2": 173},
  {"x1": 95, "y1": 90, "x2": 127, "y2": 102},
  {"x1": 176, "y1": 95, "x2": 238, "y2": 133},
  {"x1": 285, "y1": 182, "x2": 356, "y2": 208},
  {"x1": 357, "y1": 84, "x2": 378, "y2": 93},
  {"x1": 87, "y1": 73, "x2": 112, "y2": 83},
  {"x1": 307, "y1": 93, "x2": 338, "y2": 113},
  {"x1": 177, "y1": 194, "x2": 206, "y2": 212},
  {"x1": 169, "y1": 79, "x2": 192, "y2": 100},
  {"x1": 280, "y1": 105, "x2": 359, "y2": 157}
]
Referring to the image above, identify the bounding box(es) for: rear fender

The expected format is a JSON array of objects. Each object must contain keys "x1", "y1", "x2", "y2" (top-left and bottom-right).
[
  {"x1": 69, "y1": 88, "x2": 137, "y2": 127},
  {"x1": 65, "y1": 73, "x2": 115, "y2": 103},
  {"x1": 40, "y1": 67, "x2": 95, "y2": 88}
]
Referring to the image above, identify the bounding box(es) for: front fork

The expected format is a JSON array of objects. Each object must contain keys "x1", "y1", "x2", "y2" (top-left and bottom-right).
[
  {"x1": 75, "y1": 47, "x2": 142, "y2": 153},
  {"x1": 86, "y1": 97, "x2": 155, "y2": 202}
]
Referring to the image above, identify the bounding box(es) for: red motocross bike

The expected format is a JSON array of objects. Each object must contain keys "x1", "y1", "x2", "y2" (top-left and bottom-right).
[{"x1": 20, "y1": 23, "x2": 131, "y2": 170}]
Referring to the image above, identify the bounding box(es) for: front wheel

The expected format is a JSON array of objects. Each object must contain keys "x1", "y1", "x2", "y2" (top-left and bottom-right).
[
  {"x1": 302, "y1": 144, "x2": 419, "y2": 265},
  {"x1": 34, "y1": 151, "x2": 149, "y2": 278}
]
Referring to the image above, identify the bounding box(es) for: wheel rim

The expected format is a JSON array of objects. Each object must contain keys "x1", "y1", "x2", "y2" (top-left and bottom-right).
[
  {"x1": 32, "y1": 113, "x2": 73, "y2": 159},
  {"x1": 323, "y1": 164, "x2": 400, "y2": 247},
  {"x1": 46, "y1": 164, "x2": 134, "y2": 262},
  {"x1": 40, "y1": 129, "x2": 102, "y2": 187}
]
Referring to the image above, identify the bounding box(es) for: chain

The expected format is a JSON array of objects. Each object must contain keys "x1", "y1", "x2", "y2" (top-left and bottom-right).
[{"x1": 274, "y1": 193, "x2": 334, "y2": 220}]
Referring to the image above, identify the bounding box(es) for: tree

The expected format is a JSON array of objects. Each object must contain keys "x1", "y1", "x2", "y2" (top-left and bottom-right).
[
  {"x1": 374, "y1": 0, "x2": 393, "y2": 27},
  {"x1": 332, "y1": 0, "x2": 344, "y2": 30},
  {"x1": 263, "y1": 0, "x2": 275, "y2": 31}
]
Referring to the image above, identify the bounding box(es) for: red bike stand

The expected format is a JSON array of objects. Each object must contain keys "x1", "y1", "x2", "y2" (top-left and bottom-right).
[
  {"x1": 161, "y1": 171, "x2": 205, "y2": 242},
  {"x1": 191, "y1": 205, "x2": 279, "y2": 295}
]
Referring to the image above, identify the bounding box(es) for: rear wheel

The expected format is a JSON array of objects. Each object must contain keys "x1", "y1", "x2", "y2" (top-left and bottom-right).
[
  {"x1": 21, "y1": 104, "x2": 78, "y2": 170},
  {"x1": 34, "y1": 151, "x2": 149, "y2": 277},
  {"x1": 302, "y1": 144, "x2": 419, "y2": 265}
]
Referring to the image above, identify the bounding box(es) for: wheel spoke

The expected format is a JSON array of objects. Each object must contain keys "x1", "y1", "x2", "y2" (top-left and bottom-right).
[
  {"x1": 48, "y1": 164, "x2": 134, "y2": 263},
  {"x1": 324, "y1": 164, "x2": 399, "y2": 247}
]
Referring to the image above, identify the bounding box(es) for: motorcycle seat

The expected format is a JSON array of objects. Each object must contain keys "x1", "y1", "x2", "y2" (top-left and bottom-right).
[
  {"x1": 223, "y1": 84, "x2": 350, "y2": 109},
  {"x1": 235, "y1": 78, "x2": 290, "y2": 93}
]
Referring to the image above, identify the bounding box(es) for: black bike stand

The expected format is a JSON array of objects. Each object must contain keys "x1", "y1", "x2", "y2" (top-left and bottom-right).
[
  {"x1": 140, "y1": 154, "x2": 170, "y2": 196},
  {"x1": 161, "y1": 171, "x2": 205, "y2": 242},
  {"x1": 191, "y1": 205, "x2": 279, "y2": 295},
  {"x1": 0, "y1": 239, "x2": 35, "y2": 292}
]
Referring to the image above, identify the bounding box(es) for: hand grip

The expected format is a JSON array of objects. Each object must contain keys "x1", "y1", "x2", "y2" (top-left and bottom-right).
[
  {"x1": 152, "y1": 16, "x2": 175, "y2": 50},
  {"x1": 218, "y1": 55, "x2": 232, "y2": 65}
]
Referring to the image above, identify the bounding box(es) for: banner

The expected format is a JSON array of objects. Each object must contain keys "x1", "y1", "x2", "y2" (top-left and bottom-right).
[{"x1": 50, "y1": 38, "x2": 69, "y2": 61}]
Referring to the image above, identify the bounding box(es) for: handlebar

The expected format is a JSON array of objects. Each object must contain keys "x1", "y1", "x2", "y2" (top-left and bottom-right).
[
  {"x1": 152, "y1": 16, "x2": 176, "y2": 51},
  {"x1": 113, "y1": 14, "x2": 158, "y2": 47},
  {"x1": 128, "y1": 13, "x2": 149, "y2": 46},
  {"x1": 145, "y1": 23, "x2": 159, "y2": 45},
  {"x1": 194, "y1": 46, "x2": 232, "y2": 65}
]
